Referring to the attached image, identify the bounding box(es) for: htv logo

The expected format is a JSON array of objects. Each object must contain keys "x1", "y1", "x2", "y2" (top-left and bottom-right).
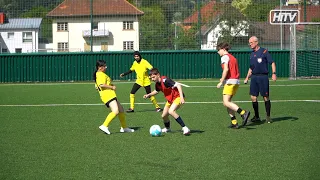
[{"x1": 270, "y1": 10, "x2": 300, "y2": 24}]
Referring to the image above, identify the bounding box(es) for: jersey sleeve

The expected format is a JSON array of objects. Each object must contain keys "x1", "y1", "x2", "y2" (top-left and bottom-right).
[
  {"x1": 163, "y1": 78, "x2": 176, "y2": 88},
  {"x1": 155, "y1": 83, "x2": 161, "y2": 92},
  {"x1": 145, "y1": 60, "x2": 153, "y2": 70},
  {"x1": 221, "y1": 55, "x2": 229, "y2": 64},
  {"x1": 130, "y1": 62, "x2": 135, "y2": 71},
  {"x1": 264, "y1": 50, "x2": 274, "y2": 64}
]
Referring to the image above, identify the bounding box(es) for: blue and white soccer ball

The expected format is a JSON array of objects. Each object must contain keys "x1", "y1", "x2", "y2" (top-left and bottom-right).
[{"x1": 149, "y1": 125, "x2": 162, "y2": 137}]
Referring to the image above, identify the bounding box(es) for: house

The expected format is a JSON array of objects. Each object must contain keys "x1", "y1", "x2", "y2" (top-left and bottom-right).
[
  {"x1": 183, "y1": 1, "x2": 249, "y2": 50},
  {"x1": 0, "y1": 12, "x2": 42, "y2": 53},
  {"x1": 46, "y1": 0, "x2": 144, "y2": 52},
  {"x1": 184, "y1": 0, "x2": 319, "y2": 50}
]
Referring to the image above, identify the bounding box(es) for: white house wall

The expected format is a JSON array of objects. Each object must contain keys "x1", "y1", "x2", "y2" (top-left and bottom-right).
[
  {"x1": 201, "y1": 21, "x2": 249, "y2": 50},
  {"x1": 0, "y1": 30, "x2": 39, "y2": 53},
  {"x1": 52, "y1": 16, "x2": 139, "y2": 52}
]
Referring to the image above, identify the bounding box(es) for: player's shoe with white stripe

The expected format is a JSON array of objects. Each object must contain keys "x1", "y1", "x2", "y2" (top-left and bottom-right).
[
  {"x1": 99, "y1": 125, "x2": 111, "y2": 135},
  {"x1": 120, "y1": 127, "x2": 134, "y2": 133},
  {"x1": 161, "y1": 127, "x2": 171, "y2": 133},
  {"x1": 182, "y1": 126, "x2": 190, "y2": 135}
]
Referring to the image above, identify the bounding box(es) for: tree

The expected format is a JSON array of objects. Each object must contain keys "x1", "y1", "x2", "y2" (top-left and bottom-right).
[
  {"x1": 231, "y1": 0, "x2": 252, "y2": 14},
  {"x1": 20, "y1": 6, "x2": 52, "y2": 41},
  {"x1": 243, "y1": 0, "x2": 278, "y2": 21},
  {"x1": 139, "y1": 6, "x2": 170, "y2": 50}
]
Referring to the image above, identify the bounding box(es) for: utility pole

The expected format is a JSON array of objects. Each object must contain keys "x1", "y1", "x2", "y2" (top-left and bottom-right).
[{"x1": 90, "y1": 0, "x2": 93, "y2": 52}]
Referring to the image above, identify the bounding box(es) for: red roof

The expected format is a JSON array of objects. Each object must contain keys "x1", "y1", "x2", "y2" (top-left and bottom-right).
[
  {"x1": 47, "y1": 0, "x2": 144, "y2": 17},
  {"x1": 184, "y1": 1, "x2": 221, "y2": 24}
]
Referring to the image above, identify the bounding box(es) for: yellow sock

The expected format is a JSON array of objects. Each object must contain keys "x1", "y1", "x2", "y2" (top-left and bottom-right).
[
  {"x1": 118, "y1": 112, "x2": 127, "y2": 128},
  {"x1": 150, "y1": 96, "x2": 160, "y2": 108},
  {"x1": 240, "y1": 110, "x2": 245, "y2": 115},
  {"x1": 103, "y1": 112, "x2": 117, "y2": 127},
  {"x1": 130, "y1": 94, "x2": 135, "y2": 109},
  {"x1": 232, "y1": 120, "x2": 238, "y2": 125}
]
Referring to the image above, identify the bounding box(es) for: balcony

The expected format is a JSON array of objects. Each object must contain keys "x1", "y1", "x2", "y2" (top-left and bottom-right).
[{"x1": 82, "y1": 29, "x2": 109, "y2": 37}]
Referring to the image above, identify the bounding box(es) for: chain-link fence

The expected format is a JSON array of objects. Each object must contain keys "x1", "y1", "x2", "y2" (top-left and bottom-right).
[{"x1": 0, "y1": 0, "x2": 319, "y2": 53}]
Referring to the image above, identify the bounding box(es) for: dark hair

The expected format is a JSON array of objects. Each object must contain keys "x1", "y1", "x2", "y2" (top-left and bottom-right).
[
  {"x1": 133, "y1": 51, "x2": 141, "y2": 59},
  {"x1": 93, "y1": 60, "x2": 106, "y2": 81},
  {"x1": 149, "y1": 68, "x2": 160, "y2": 76},
  {"x1": 216, "y1": 42, "x2": 231, "y2": 51}
]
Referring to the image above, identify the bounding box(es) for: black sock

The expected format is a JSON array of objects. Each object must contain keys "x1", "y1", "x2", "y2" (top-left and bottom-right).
[
  {"x1": 236, "y1": 108, "x2": 243, "y2": 114},
  {"x1": 164, "y1": 121, "x2": 170, "y2": 128},
  {"x1": 265, "y1": 100, "x2": 271, "y2": 117},
  {"x1": 252, "y1": 101, "x2": 259, "y2": 118},
  {"x1": 175, "y1": 116, "x2": 186, "y2": 127}
]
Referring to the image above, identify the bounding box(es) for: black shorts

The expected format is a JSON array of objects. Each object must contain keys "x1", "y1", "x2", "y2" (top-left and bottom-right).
[
  {"x1": 105, "y1": 97, "x2": 117, "y2": 108},
  {"x1": 250, "y1": 75, "x2": 269, "y2": 97}
]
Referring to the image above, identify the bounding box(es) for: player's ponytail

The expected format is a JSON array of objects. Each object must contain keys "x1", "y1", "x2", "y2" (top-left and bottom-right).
[{"x1": 93, "y1": 60, "x2": 107, "y2": 81}]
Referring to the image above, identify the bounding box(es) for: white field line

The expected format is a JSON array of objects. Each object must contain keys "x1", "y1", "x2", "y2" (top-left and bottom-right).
[
  {"x1": 190, "y1": 84, "x2": 320, "y2": 88},
  {"x1": 1, "y1": 79, "x2": 320, "y2": 86},
  {"x1": 0, "y1": 99, "x2": 319, "y2": 107},
  {"x1": 177, "y1": 82, "x2": 190, "y2": 87}
]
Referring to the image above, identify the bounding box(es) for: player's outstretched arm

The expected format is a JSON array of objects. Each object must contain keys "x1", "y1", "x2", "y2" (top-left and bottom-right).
[
  {"x1": 120, "y1": 70, "x2": 133, "y2": 77},
  {"x1": 143, "y1": 90, "x2": 158, "y2": 99},
  {"x1": 99, "y1": 84, "x2": 116, "y2": 90}
]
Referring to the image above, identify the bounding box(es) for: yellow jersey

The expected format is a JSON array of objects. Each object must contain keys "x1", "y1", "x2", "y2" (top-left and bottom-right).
[
  {"x1": 130, "y1": 58, "x2": 153, "y2": 86},
  {"x1": 95, "y1": 71, "x2": 117, "y2": 104}
]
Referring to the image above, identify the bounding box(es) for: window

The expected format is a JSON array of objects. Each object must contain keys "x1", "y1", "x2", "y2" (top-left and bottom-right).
[
  {"x1": 123, "y1": 41, "x2": 134, "y2": 50},
  {"x1": 57, "y1": 22, "x2": 68, "y2": 31},
  {"x1": 58, "y1": 42, "x2": 68, "y2": 52},
  {"x1": 1, "y1": 48, "x2": 8, "y2": 53},
  {"x1": 123, "y1": 21, "x2": 133, "y2": 30},
  {"x1": 93, "y1": 22, "x2": 98, "y2": 30},
  {"x1": 22, "y1": 32, "x2": 32, "y2": 42},
  {"x1": 15, "y1": 48, "x2": 22, "y2": 53},
  {"x1": 7, "y1": 32, "x2": 14, "y2": 39}
]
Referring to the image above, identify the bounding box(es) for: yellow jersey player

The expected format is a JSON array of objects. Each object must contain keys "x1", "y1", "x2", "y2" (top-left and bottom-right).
[
  {"x1": 94, "y1": 60, "x2": 134, "y2": 134},
  {"x1": 120, "y1": 51, "x2": 162, "y2": 113}
]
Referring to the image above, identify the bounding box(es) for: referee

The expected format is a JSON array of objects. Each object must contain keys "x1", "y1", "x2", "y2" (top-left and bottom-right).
[{"x1": 244, "y1": 36, "x2": 277, "y2": 124}]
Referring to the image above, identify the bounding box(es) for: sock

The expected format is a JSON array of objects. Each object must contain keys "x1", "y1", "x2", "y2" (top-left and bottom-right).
[
  {"x1": 129, "y1": 94, "x2": 135, "y2": 109},
  {"x1": 265, "y1": 100, "x2": 271, "y2": 117},
  {"x1": 237, "y1": 108, "x2": 245, "y2": 115},
  {"x1": 103, "y1": 112, "x2": 117, "y2": 127},
  {"x1": 231, "y1": 116, "x2": 237, "y2": 125},
  {"x1": 164, "y1": 121, "x2": 170, "y2": 128},
  {"x1": 252, "y1": 101, "x2": 259, "y2": 118},
  {"x1": 118, "y1": 112, "x2": 127, "y2": 128},
  {"x1": 175, "y1": 116, "x2": 186, "y2": 127},
  {"x1": 150, "y1": 96, "x2": 160, "y2": 108}
]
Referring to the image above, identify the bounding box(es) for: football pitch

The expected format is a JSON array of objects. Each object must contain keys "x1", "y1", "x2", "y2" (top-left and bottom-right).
[{"x1": 0, "y1": 79, "x2": 320, "y2": 179}]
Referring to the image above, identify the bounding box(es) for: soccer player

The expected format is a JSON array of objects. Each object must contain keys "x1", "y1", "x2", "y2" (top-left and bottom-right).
[
  {"x1": 94, "y1": 60, "x2": 134, "y2": 134},
  {"x1": 216, "y1": 42, "x2": 250, "y2": 129},
  {"x1": 143, "y1": 68, "x2": 191, "y2": 135},
  {"x1": 244, "y1": 36, "x2": 277, "y2": 123},
  {"x1": 120, "y1": 51, "x2": 162, "y2": 113}
]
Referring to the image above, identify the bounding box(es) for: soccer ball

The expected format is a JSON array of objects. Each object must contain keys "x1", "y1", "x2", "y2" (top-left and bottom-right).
[{"x1": 149, "y1": 125, "x2": 162, "y2": 137}]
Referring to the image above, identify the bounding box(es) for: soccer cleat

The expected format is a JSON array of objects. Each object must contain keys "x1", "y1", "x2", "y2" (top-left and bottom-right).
[
  {"x1": 99, "y1": 125, "x2": 111, "y2": 134},
  {"x1": 241, "y1": 111, "x2": 250, "y2": 126},
  {"x1": 161, "y1": 127, "x2": 171, "y2": 133},
  {"x1": 266, "y1": 116, "x2": 273, "y2": 124},
  {"x1": 156, "y1": 108, "x2": 163, "y2": 112},
  {"x1": 120, "y1": 127, "x2": 135, "y2": 133},
  {"x1": 182, "y1": 126, "x2": 191, "y2": 135},
  {"x1": 250, "y1": 116, "x2": 262, "y2": 123},
  {"x1": 228, "y1": 123, "x2": 239, "y2": 129},
  {"x1": 126, "y1": 108, "x2": 134, "y2": 113}
]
